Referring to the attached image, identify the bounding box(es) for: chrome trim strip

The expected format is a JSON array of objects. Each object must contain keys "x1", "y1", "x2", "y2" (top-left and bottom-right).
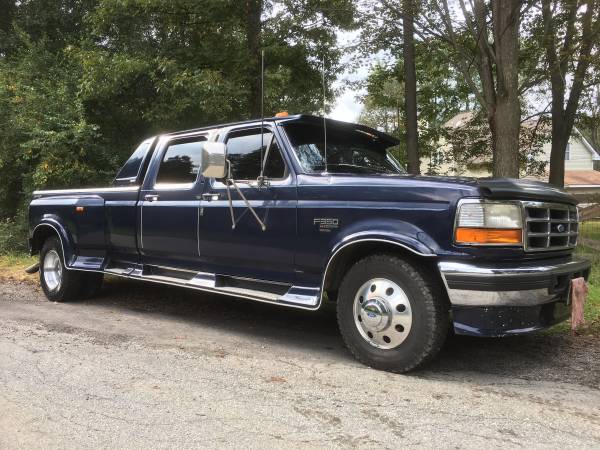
[
  {"x1": 319, "y1": 237, "x2": 435, "y2": 304},
  {"x1": 33, "y1": 186, "x2": 140, "y2": 195},
  {"x1": 438, "y1": 258, "x2": 590, "y2": 277},
  {"x1": 140, "y1": 200, "x2": 144, "y2": 250},
  {"x1": 40, "y1": 254, "x2": 320, "y2": 310},
  {"x1": 32, "y1": 223, "x2": 68, "y2": 259},
  {"x1": 197, "y1": 205, "x2": 202, "y2": 257},
  {"x1": 444, "y1": 288, "x2": 559, "y2": 307}
]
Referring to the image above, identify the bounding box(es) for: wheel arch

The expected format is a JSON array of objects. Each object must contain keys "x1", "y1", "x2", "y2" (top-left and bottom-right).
[
  {"x1": 30, "y1": 220, "x2": 75, "y2": 266},
  {"x1": 321, "y1": 238, "x2": 441, "y2": 302}
]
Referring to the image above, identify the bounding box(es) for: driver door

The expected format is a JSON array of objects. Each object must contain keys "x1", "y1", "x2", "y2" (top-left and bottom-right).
[{"x1": 196, "y1": 125, "x2": 297, "y2": 283}]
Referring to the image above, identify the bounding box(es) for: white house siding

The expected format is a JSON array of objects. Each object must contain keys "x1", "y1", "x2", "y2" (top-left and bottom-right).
[
  {"x1": 539, "y1": 137, "x2": 597, "y2": 171},
  {"x1": 422, "y1": 131, "x2": 598, "y2": 177}
]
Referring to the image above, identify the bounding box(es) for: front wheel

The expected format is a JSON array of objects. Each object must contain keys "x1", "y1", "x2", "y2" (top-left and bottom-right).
[{"x1": 337, "y1": 254, "x2": 449, "y2": 373}]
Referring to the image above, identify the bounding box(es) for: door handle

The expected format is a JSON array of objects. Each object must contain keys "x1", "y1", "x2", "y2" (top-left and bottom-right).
[
  {"x1": 144, "y1": 194, "x2": 159, "y2": 202},
  {"x1": 202, "y1": 193, "x2": 220, "y2": 201}
]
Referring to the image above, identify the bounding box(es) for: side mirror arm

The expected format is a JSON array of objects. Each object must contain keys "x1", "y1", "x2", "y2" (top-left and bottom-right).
[{"x1": 224, "y1": 160, "x2": 267, "y2": 232}]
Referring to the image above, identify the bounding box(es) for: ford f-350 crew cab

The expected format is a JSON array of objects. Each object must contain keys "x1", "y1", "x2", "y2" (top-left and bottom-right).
[{"x1": 28, "y1": 115, "x2": 591, "y2": 372}]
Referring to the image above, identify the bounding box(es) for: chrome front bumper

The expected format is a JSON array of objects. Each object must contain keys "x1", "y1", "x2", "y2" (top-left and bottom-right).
[{"x1": 438, "y1": 256, "x2": 591, "y2": 307}]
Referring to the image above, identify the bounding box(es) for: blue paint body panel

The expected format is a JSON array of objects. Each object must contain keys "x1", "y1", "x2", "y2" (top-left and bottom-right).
[{"x1": 28, "y1": 115, "x2": 580, "y2": 334}]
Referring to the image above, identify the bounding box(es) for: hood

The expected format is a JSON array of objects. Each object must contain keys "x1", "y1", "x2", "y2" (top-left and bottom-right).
[{"x1": 304, "y1": 174, "x2": 577, "y2": 205}]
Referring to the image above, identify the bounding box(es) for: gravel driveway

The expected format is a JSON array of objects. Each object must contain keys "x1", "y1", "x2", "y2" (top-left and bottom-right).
[{"x1": 1, "y1": 277, "x2": 599, "y2": 449}]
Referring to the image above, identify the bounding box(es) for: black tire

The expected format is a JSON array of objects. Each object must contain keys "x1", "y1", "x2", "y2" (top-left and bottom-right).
[
  {"x1": 39, "y1": 236, "x2": 90, "y2": 302},
  {"x1": 337, "y1": 254, "x2": 449, "y2": 373}
]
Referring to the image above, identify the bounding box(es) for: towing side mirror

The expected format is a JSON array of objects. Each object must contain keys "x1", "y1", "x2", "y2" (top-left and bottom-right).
[{"x1": 201, "y1": 142, "x2": 227, "y2": 179}]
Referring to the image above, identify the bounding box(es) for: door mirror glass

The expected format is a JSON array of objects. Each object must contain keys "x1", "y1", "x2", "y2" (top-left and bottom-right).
[{"x1": 202, "y1": 142, "x2": 227, "y2": 178}]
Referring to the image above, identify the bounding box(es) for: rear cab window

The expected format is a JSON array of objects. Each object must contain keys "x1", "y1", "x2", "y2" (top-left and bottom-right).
[
  {"x1": 154, "y1": 137, "x2": 207, "y2": 188},
  {"x1": 114, "y1": 140, "x2": 152, "y2": 186}
]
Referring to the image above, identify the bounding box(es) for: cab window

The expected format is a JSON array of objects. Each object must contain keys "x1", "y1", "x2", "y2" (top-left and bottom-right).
[
  {"x1": 155, "y1": 137, "x2": 206, "y2": 185},
  {"x1": 225, "y1": 128, "x2": 286, "y2": 180},
  {"x1": 115, "y1": 141, "x2": 150, "y2": 181}
]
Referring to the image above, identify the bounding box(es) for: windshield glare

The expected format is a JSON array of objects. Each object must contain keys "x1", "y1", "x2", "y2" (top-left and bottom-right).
[{"x1": 282, "y1": 122, "x2": 404, "y2": 175}]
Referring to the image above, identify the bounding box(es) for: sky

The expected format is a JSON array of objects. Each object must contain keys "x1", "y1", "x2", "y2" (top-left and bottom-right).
[
  {"x1": 327, "y1": 29, "x2": 393, "y2": 123},
  {"x1": 326, "y1": 30, "x2": 371, "y2": 123}
]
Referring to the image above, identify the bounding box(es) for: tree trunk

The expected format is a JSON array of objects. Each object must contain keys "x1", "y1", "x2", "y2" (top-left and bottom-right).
[
  {"x1": 548, "y1": 131, "x2": 568, "y2": 188},
  {"x1": 493, "y1": 96, "x2": 520, "y2": 177},
  {"x1": 491, "y1": 0, "x2": 520, "y2": 178},
  {"x1": 244, "y1": 0, "x2": 263, "y2": 119},
  {"x1": 543, "y1": 0, "x2": 597, "y2": 187},
  {"x1": 403, "y1": 0, "x2": 420, "y2": 174}
]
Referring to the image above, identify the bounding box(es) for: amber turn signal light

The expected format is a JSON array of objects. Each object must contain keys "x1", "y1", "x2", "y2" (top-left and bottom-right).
[
  {"x1": 275, "y1": 111, "x2": 289, "y2": 117},
  {"x1": 455, "y1": 227, "x2": 522, "y2": 245}
]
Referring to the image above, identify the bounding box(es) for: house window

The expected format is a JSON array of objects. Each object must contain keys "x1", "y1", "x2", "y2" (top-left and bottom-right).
[{"x1": 565, "y1": 143, "x2": 570, "y2": 161}]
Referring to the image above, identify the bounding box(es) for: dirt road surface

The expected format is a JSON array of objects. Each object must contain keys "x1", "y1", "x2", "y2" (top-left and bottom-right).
[{"x1": 1, "y1": 277, "x2": 599, "y2": 449}]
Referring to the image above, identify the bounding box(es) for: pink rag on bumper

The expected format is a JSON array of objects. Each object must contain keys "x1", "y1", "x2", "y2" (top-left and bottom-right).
[{"x1": 571, "y1": 277, "x2": 588, "y2": 330}]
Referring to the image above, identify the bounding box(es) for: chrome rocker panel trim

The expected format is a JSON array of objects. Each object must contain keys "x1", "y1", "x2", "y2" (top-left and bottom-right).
[{"x1": 438, "y1": 256, "x2": 591, "y2": 307}]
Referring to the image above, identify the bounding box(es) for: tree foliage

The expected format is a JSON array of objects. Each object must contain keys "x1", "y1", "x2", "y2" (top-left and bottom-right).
[
  {"x1": 0, "y1": 0, "x2": 355, "y2": 251},
  {"x1": 357, "y1": 0, "x2": 599, "y2": 180}
]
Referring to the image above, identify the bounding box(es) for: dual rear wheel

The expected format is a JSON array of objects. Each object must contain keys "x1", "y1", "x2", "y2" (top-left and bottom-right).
[{"x1": 39, "y1": 237, "x2": 103, "y2": 302}]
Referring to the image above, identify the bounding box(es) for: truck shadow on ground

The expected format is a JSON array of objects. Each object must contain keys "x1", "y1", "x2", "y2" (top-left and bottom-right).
[{"x1": 89, "y1": 276, "x2": 599, "y2": 388}]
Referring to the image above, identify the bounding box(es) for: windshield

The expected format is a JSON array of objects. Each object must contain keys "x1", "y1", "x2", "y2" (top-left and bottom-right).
[{"x1": 282, "y1": 122, "x2": 404, "y2": 175}]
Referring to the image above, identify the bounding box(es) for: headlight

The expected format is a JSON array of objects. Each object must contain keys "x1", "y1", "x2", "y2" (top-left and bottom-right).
[{"x1": 455, "y1": 200, "x2": 522, "y2": 245}]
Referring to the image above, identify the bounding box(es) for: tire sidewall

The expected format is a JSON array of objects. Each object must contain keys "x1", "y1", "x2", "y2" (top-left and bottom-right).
[{"x1": 39, "y1": 237, "x2": 72, "y2": 302}]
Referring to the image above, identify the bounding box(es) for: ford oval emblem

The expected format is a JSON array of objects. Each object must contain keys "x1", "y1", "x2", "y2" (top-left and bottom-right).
[
  {"x1": 557, "y1": 224, "x2": 565, "y2": 233},
  {"x1": 367, "y1": 312, "x2": 377, "y2": 318}
]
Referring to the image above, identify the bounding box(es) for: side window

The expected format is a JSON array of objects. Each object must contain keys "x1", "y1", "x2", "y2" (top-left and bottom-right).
[
  {"x1": 225, "y1": 128, "x2": 286, "y2": 180},
  {"x1": 155, "y1": 137, "x2": 206, "y2": 185},
  {"x1": 263, "y1": 139, "x2": 286, "y2": 179},
  {"x1": 115, "y1": 141, "x2": 150, "y2": 180}
]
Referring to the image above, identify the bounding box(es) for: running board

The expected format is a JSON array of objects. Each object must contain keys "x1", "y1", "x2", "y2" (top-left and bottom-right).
[{"x1": 103, "y1": 262, "x2": 320, "y2": 310}]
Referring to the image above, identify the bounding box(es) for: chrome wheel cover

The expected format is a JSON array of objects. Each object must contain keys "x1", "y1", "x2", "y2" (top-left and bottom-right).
[
  {"x1": 353, "y1": 278, "x2": 412, "y2": 349},
  {"x1": 43, "y1": 250, "x2": 63, "y2": 292}
]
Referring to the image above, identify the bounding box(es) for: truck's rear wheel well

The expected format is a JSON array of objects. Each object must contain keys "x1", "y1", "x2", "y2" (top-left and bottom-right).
[
  {"x1": 323, "y1": 241, "x2": 442, "y2": 302},
  {"x1": 31, "y1": 225, "x2": 61, "y2": 255}
]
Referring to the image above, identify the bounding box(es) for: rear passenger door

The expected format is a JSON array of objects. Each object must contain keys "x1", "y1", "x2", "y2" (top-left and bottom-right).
[
  {"x1": 196, "y1": 125, "x2": 297, "y2": 283},
  {"x1": 139, "y1": 134, "x2": 206, "y2": 268}
]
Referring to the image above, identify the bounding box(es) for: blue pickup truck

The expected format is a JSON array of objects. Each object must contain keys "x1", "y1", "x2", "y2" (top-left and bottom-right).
[{"x1": 28, "y1": 114, "x2": 591, "y2": 372}]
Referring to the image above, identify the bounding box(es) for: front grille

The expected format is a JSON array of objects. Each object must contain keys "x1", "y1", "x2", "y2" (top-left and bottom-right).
[{"x1": 523, "y1": 202, "x2": 578, "y2": 252}]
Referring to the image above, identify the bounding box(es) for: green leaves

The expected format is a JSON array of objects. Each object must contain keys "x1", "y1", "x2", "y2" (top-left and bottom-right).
[{"x1": 0, "y1": 0, "x2": 356, "y2": 246}]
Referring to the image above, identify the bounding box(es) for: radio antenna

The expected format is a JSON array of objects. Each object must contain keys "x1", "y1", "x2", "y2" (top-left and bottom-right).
[
  {"x1": 260, "y1": 49, "x2": 265, "y2": 179},
  {"x1": 322, "y1": 57, "x2": 328, "y2": 173}
]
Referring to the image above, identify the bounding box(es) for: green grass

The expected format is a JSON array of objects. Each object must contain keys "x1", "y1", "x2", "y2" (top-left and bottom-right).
[
  {"x1": 0, "y1": 253, "x2": 37, "y2": 282},
  {"x1": 546, "y1": 243, "x2": 600, "y2": 335},
  {"x1": 580, "y1": 221, "x2": 600, "y2": 242}
]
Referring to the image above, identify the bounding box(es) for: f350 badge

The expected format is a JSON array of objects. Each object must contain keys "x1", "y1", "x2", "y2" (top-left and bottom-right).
[{"x1": 314, "y1": 217, "x2": 339, "y2": 232}]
